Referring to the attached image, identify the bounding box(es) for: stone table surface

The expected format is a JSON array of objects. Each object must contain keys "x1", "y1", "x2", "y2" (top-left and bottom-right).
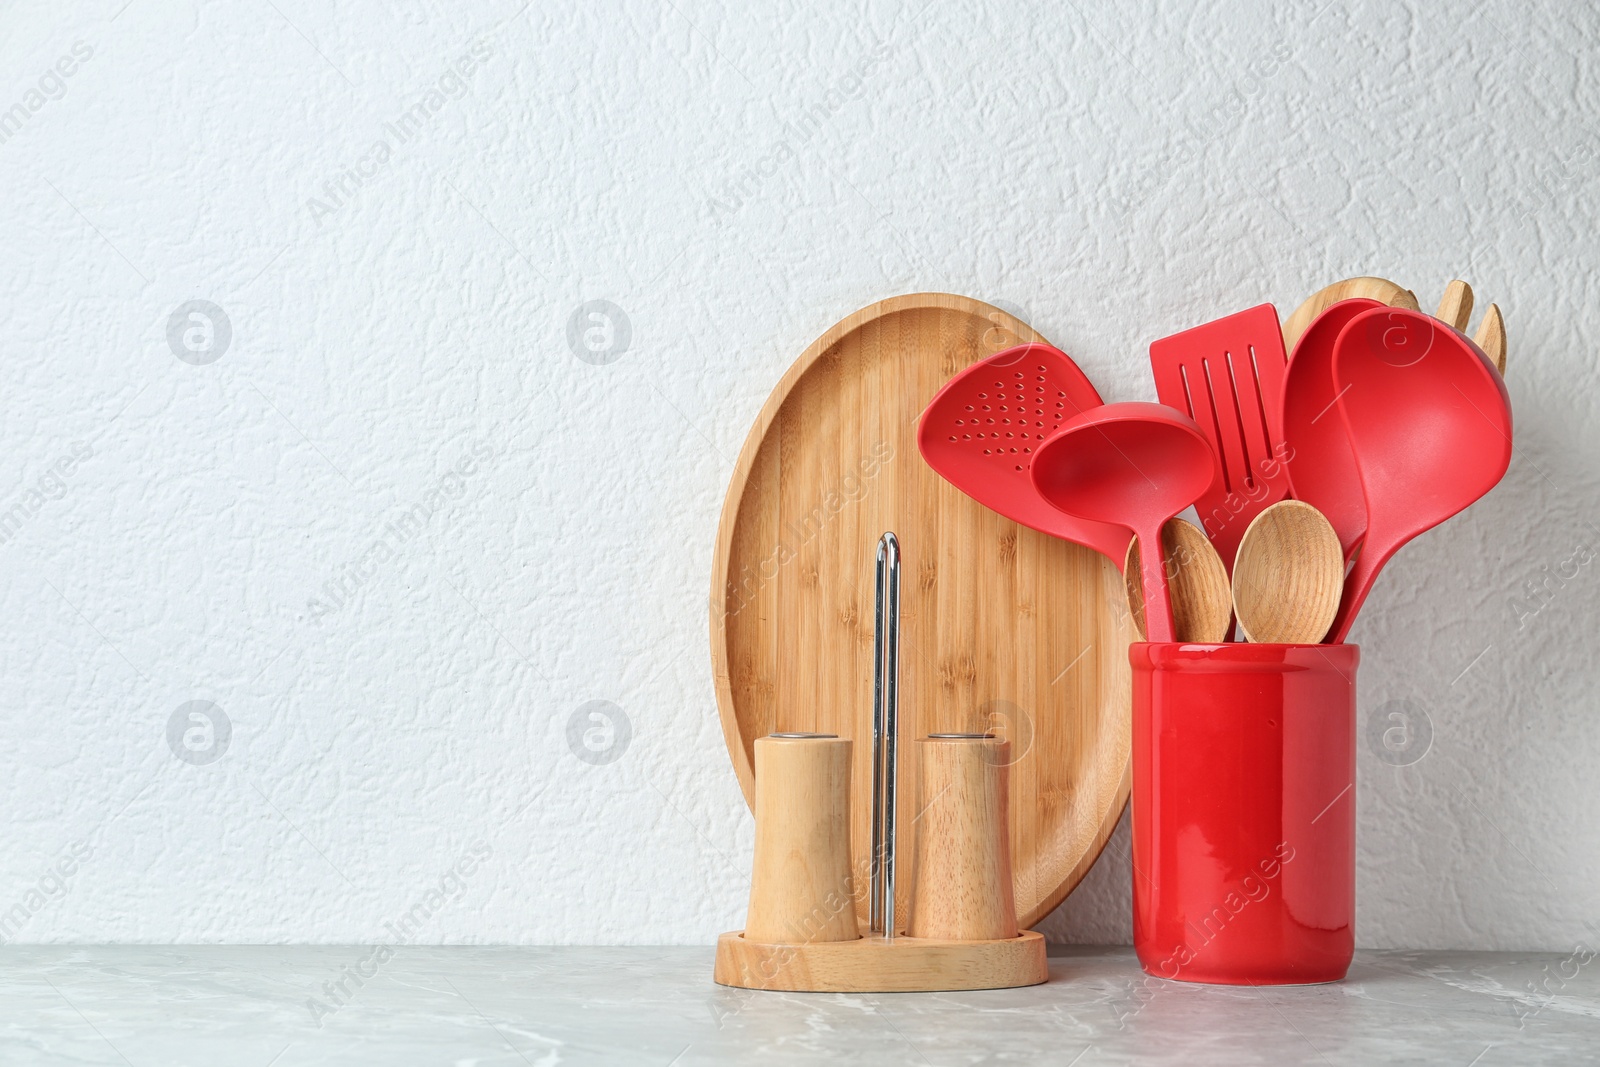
[{"x1": 2, "y1": 945, "x2": 1595, "y2": 1065}]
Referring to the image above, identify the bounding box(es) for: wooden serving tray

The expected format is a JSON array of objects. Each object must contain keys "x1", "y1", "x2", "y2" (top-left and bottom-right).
[{"x1": 710, "y1": 293, "x2": 1134, "y2": 929}]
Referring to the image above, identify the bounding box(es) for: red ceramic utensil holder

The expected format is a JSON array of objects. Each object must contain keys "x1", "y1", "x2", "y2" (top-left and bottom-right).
[{"x1": 1131, "y1": 642, "x2": 1358, "y2": 985}]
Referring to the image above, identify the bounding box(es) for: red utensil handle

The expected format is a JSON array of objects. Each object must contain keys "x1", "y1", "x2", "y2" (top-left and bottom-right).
[
  {"x1": 1328, "y1": 537, "x2": 1395, "y2": 643},
  {"x1": 1137, "y1": 524, "x2": 1175, "y2": 643}
]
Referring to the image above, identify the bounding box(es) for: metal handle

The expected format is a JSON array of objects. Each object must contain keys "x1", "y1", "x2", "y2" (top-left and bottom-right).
[{"x1": 871, "y1": 531, "x2": 901, "y2": 938}]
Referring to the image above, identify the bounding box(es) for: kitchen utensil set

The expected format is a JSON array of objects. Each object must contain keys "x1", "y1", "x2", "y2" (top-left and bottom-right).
[
  {"x1": 922, "y1": 280, "x2": 1513, "y2": 645},
  {"x1": 717, "y1": 278, "x2": 1516, "y2": 995}
]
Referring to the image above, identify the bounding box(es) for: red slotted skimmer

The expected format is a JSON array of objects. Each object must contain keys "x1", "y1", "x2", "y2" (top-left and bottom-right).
[
  {"x1": 918, "y1": 343, "x2": 1130, "y2": 564},
  {"x1": 1148, "y1": 304, "x2": 1290, "y2": 569}
]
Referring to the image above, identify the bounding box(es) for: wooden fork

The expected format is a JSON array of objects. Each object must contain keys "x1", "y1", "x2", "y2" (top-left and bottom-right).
[{"x1": 1435, "y1": 279, "x2": 1507, "y2": 375}]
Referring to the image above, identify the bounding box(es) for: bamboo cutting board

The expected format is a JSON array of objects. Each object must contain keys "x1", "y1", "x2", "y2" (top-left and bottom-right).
[{"x1": 710, "y1": 293, "x2": 1134, "y2": 930}]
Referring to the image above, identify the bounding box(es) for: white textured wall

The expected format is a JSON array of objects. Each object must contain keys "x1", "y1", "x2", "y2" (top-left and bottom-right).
[{"x1": 1, "y1": 0, "x2": 1596, "y2": 951}]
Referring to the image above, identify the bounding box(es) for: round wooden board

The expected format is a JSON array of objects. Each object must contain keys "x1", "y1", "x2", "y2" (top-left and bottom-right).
[{"x1": 710, "y1": 293, "x2": 1134, "y2": 930}]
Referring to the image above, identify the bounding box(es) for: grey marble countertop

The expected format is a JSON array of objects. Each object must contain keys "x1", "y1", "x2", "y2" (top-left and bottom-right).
[{"x1": 3, "y1": 944, "x2": 1595, "y2": 1065}]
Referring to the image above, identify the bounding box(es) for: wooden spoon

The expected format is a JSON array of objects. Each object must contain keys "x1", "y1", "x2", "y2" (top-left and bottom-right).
[
  {"x1": 1282, "y1": 277, "x2": 1420, "y2": 353},
  {"x1": 1232, "y1": 501, "x2": 1343, "y2": 644},
  {"x1": 1123, "y1": 518, "x2": 1232, "y2": 643}
]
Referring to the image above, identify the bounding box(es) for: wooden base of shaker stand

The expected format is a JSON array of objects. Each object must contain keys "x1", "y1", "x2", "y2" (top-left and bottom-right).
[{"x1": 713, "y1": 929, "x2": 1047, "y2": 993}]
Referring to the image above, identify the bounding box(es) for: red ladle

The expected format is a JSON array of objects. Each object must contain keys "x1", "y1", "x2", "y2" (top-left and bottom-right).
[
  {"x1": 1030, "y1": 403, "x2": 1216, "y2": 642},
  {"x1": 1327, "y1": 307, "x2": 1512, "y2": 642},
  {"x1": 918, "y1": 343, "x2": 1131, "y2": 564},
  {"x1": 1278, "y1": 297, "x2": 1385, "y2": 556}
]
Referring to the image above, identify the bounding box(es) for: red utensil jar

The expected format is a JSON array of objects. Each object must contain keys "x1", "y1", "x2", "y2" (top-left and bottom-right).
[{"x1": 1131, "y1": 642, "x2": 1359, "y2": 985}]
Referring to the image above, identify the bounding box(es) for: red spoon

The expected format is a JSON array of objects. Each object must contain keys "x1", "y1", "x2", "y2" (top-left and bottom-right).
[
  {"x1": 918, "y1": 343, "x2": 1130, "y2": 563},
  {"x1": 1327, "y1": 307, "x2": 1512, "y2": 641},
  {"x1": 1030, "y1": 403, "x2": 1216, "y2": 642},
  {"x1": 1278, "y1": 297, "x2": 1385, "y2": 557}
]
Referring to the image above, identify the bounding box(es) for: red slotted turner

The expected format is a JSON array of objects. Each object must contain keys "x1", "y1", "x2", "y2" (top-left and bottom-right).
[
  {"x1": 1148, "y1": 304, "x2": 1290, "y2": 569},
  {"x1": 918, "y1": 342, "x2": 1131, "y2": 565}
]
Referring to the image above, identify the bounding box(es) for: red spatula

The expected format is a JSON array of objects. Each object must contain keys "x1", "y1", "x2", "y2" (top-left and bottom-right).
[
  {"x1": 1148, "y1": 304, "x2": 1290, "y2": 569},
  {"x1": 918, "y1": 343, "x2": 1130, "y2": 564}
]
